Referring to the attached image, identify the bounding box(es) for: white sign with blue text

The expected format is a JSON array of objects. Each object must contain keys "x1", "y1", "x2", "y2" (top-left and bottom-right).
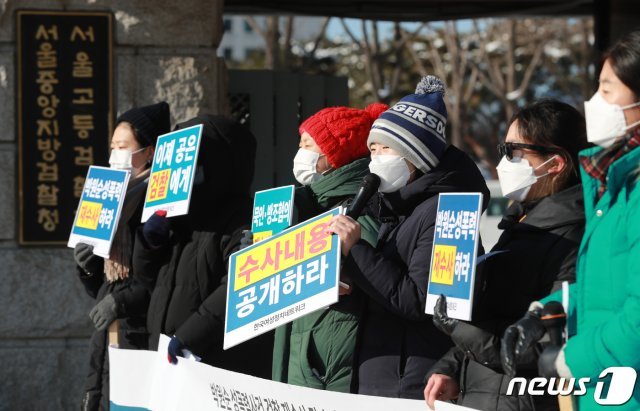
[
  {"x1": 425, "y1": 193, "x2": 483, "y2": 321},
  {"x1": 68, "y1": 166, "x2": 130, "y2": 258},
  {"x1": 141, "y1": 124, "x2": 203, "y2": 222},
  {"x1": 224, "y1": 207, "x2": 342, "y2": 350}
]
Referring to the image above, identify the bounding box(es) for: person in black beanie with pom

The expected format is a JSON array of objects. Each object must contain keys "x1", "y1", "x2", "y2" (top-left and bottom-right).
[
  {"x1": 75, "y1": 101, "x2": 171, "y2": 411},
  {"x1": 328, "y1": 76, "x2": 490, "y2": 399},
  {"x1": 132, "y1": 115, "x2": 273, "y2": 379}
]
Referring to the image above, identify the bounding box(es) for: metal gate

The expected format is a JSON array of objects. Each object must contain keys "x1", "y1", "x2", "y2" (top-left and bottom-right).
[{"x1": 228, "y1": 70, "x2": 348, "y2": 192}]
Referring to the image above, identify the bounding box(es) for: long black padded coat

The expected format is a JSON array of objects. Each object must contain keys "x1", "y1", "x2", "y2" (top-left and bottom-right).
[
  {"x1": 78, "y1": 177, "x2": 150, "y2": 411},
  {"x1": 132, "y1": 115, "x2": 272, "y2": 378},
  {"x1": 426, "y1": 184, "x2": 584, "y2": 411},
  {"x1": 342, "y1": 146, "x2": 490, "y2": 399}
]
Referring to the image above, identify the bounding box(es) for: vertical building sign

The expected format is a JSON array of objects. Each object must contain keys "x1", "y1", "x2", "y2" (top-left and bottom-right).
[{"x1": 17, "y1": 10, "x2": 113, "y2": 244}]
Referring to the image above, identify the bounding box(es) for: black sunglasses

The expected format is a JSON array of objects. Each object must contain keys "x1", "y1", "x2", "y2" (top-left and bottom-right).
[{"x1": 497, "y1": 142, "x2": 561, "y2": 160}]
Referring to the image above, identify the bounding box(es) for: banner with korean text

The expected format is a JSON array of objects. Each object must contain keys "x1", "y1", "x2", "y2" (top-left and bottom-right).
[
  {"x1": 224, "y1": 207, "x2": 342, "y2": 349},
  {"x1": 110, "y1": 345, "x2": 477, "y2": 411},
  {"x1": 141, "y1": 124, "x2": 203, "y2": 222},
  {"x1": 425, "y1": 193, "x2": 483, "y2": 321},
  {"x1": 67, "y1": 166, "x2": 129, "y2": 257},
  {"x1": 251, "y1": 185, "x2": 295, "y2": 243}
]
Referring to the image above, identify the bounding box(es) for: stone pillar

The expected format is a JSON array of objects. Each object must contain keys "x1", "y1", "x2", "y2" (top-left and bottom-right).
[
  {"x1": 0, "y1": 1, "x2": 225, "y2": 408},
  {"x1": 609, "y1": 0, "x2": 640, "y2": 43}
]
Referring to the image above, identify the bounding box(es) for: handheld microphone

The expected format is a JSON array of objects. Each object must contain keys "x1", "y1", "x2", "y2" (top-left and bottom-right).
[
  {"x1": 537, "y1": 301, "x2": 567, "y2": 377},
  {"x1": 540, "y1": 301, "x2": 566, "y2": 347},
  {"x1": 346, "y1": 173, "x2": 381, "y2": 219}
]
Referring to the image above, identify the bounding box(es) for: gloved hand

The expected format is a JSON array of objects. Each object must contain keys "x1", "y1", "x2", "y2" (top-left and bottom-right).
[
  {"x1": 143, "y1": 210, "x2": 170, "y2": 248},
  {"x1": 167, "y1": 335, "x2": 186, "y2": 364},
  {"x1": 501, "y1": 301, "x2": 546, "y2": 377},
  {"x1": 433, "y1": 294, "x2": 459, "y2": 336},
  {"x1": 239, "y1": 230, "x2": 253, "y2": 250},
  {"x1": 74, "y1": 243, "x2": 104, "y2": 276},
  {"x1": 89, "y1": 293, "x2": 118, "y2": 331},
  {"x1": 538, "y1": 345, "x2": 573, "y2": 380}
]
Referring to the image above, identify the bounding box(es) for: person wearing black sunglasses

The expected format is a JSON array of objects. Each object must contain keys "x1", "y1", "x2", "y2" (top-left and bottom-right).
[{"x1": 425, "y1": 99, "x2": 588, "y2": 411}]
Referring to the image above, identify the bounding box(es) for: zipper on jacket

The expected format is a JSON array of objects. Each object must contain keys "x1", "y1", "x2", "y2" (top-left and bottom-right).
[
  {"x1": 311, "y1": 368, "x2": 327, "y2": 388},
  {"x1": 398, "y1": 329, "x2": 407, "y2": 378}
]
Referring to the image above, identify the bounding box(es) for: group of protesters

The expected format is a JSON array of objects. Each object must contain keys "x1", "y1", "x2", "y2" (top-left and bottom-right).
[{"x1": 74, "y1": 29, "x2": 640, "y2": 411}]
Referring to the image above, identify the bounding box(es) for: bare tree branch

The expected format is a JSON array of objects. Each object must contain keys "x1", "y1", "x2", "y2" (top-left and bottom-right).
[
  {"x1": 307, "y1": 17, "x2": 331, "y2": 59},
  {"x1": 244, "y1": 16, "x2": 265, "y2": 39}
]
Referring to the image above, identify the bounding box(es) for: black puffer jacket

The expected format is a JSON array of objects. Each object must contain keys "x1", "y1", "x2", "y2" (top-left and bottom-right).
[
  {"x1": 78, "y1": 179, "x2": 150, "y2": 411},
  {"x1": 426, "y1": 184, "x2": 585, "y2": 411},
  {"x1": 132, "y1": 115, "x2": 272, "y2": 378},
  {"x1": 343, "y1": 146, "x2": 490, "y2": 399}
]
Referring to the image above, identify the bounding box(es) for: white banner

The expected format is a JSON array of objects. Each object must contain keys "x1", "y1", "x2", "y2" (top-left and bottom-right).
[{"x1": 109, "y1": 345, "x2": 477, "y2": 411}]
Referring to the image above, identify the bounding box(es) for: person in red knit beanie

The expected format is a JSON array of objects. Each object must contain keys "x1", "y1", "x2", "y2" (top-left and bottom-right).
[
  {"x1": 272, "y1": 102, "x2": 388, "y2": 393},
  {"x1": 293, "y1": 103, "x2": 388, "y2": 185}
]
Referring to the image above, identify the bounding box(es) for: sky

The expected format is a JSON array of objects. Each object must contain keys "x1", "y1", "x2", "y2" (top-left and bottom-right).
[{"x1": 325, "y1": 18, "x2": 472, "y2": 41}]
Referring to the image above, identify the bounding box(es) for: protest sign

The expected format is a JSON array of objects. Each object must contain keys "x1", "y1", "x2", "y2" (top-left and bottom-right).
[
  {"x1": 425, "y1": 193, "x2": 483, "y2": 321},
  {"x1": 141, "y1": 124, "x2": 203, "y2": 222},
  {"x1": 110, "y1": 344, "x2": 467, "y2": 411},
  {"x1": 251, "y1": 185, "x2": 295, "y2": 243},
  {"x1": 67, "y1": 166, "x2": 129, "y2": 257},
  {"x1": 224, "y1": 207, "x2": 341, "y2": 350}
]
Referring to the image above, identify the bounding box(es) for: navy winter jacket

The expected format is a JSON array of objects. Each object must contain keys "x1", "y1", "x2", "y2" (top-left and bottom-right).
[{"x1": 343, "y1": 146, "x2": 490, "y2": 399}]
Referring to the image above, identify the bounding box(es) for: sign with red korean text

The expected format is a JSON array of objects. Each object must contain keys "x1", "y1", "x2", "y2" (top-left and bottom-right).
[
  {"x1": 224, "y1": 207, "x2": 342, "y2": 349},
  {"x1": 426, "y1": 193, "x2": 483, "y2": 321},
  {"x1": 67, "y1": 166, "x2": 129, "y2": 257},
  {"x1": 141, "y1": 124, "x2": 203, "y2": 222}
]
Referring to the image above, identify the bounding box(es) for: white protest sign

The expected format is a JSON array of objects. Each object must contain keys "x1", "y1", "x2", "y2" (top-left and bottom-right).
[
  {"x1": 67, "y1": 166, "x2": 130, "y2": 257},
  {"x1": 426, "y1": 193, "x2": 483, "y2": 321},
  {"x1": 141, "y1": 124, "x2": 203, "y2": 222},
  {"x1": 225, "y1": 207, "x2": 342, "y2": 350},
  {"x1": 110, "y1": 345, "x2": 472, "y2": 411},
  {"x1": 251, "y1": 185, "x2": 295, "y2": 243}
]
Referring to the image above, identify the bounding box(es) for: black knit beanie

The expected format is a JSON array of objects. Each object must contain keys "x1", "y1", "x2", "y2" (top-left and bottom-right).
[{"x1": 116, "y1": 101, "x2": 171, "y2": 147}]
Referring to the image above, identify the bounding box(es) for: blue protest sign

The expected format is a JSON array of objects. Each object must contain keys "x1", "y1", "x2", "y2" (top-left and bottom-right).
[
  {"x1": 141, "y1": 124, "x2": 203, "y2": 222},
  {"x1": 251, "y1": 185, "x2": 295, "y2": 243},
  {"x1": 425, "y1": 193, "x2": 483, "y2": 321},
  {"x1": 67, "y1": 166, "x2": 130, "y2": 257},
  {"x1": 224, "y1": 207, "x2": 342, "y2": 350}
]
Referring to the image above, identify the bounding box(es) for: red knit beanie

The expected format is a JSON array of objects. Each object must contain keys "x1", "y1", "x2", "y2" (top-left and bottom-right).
[{"x1": 299, "y1": 103, "x2": 389, "y2": 169}]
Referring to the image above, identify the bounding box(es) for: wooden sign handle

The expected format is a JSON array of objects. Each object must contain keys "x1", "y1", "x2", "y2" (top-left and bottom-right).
[
  {"x1": 108, "y1": 319, "x2": 119, "y2": 347},
  {"x1": 557, "y1": 379, "x2": 574, "y2": 411}
]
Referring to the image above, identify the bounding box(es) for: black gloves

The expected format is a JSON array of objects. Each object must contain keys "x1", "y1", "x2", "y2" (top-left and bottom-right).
[
  {"x1": 538, "y1": 345, "x2": 562, "y2": 378},
  {"x1": 74, "y1": 243, "x2": 104, "y2": 276},
  {"x1": 239, "y1": 230, "x2": 253, "y2": 250},
  {"x1": 167, "y1": 335, "x2": 186, "y2": 364},
  {"x1": 501, "y1": 302, "x2": 546, "y2": 377},
  {"x1": 433, "y1": 294, "x2": 459, "y2": 336},
  {"x1": 89, "y1": 293, "x2": 119, "y2": 331},
  {"x1": 143, "y1": 210, "x2": 171, "y2": 248}
]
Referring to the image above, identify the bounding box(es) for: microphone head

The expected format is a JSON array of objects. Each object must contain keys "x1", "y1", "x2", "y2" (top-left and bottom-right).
[
  {"x1": 362, "y1": 173, "x2": 381, "y2": 191},
  {"x1": 540, "y1": 301, "x2": 566, "y2": 328},
  {"x1": 541, "y1": 301, "x2": 564, "y2": 316}
]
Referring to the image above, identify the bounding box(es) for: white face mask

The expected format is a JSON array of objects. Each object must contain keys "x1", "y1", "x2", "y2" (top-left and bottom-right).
[
  {"x1": 109, "y1": 147, "x2": 146, "y2": 174},
  {"x1": 109, "y1": 149, "x2": 133, "y2": 170},
  {"x1": 496, "y1": 155, "x2": 555, "y2": 202},
  {"x1": 293, "y1": 148, "x2": 323, "y2": 186},
  {"x1": 584, "y1": 92, "x2": 640, "y2": 147},
  {"x1": 369, "y1": 154, "x2": 412, "y2": 193}
]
